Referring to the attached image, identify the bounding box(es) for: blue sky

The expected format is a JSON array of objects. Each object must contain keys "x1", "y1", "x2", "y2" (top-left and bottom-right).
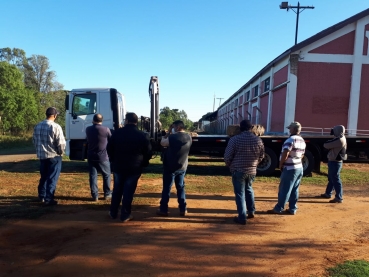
[{"x1": 2, "y1": 1, "x2": 368, "y2": 121}]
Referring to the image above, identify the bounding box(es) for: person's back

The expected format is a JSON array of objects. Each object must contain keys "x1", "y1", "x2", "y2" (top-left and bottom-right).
[
  {"x1": 86, "y1": 123, "x2": 111, "y2": 162},
  {"x1": 164, "y1": 132, "x2": 192, "y2": 172},
  {"x1": 108, "y1": 124, "x2": 152, "y2": 174}
]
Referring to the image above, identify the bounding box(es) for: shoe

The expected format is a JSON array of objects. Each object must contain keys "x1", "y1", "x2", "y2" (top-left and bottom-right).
[
  {"x1": 43, "y1": 200, "x2": 58, "y2": 207},
  {"x1": 329, "y1": 198, "x2": 343, "y2": 203},
  {"x1": 320, "y1": 193, "x2": 331, "y2": 199},
  {"x1": 109, "y1": 211, "x2": 117, "y2": 219},
  {"x1": 104, "y1": 195, "x2": 112, "y2": 200},
  {"x1": 180, "y1": 210, "x2": 187, "y2": 216},
  {"x1": 285, "y1": 209, "x2": 296, "y2": 215},
  {"x1": 247, "y1": 213, "x2": 255, "y2": 219},
  {"x1": 121, "y1": 214, "x2": 133, "y2": 223},
  {"x1": 92, "y1": 196, "x2": 99, "y2": 202},
  {"x1": 267, "y1": 209, "x2": 282, "y2": 214},
  {"x1": 156, "y1": 209, "x2": 169, "y2": 216},
  {"x1": 233, "y1": 216, "x2": 246, "y2": 225}
]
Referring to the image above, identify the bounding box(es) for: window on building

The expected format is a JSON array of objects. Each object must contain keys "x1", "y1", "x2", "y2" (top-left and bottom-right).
[
  {"x1": 253, "y1": 85, "x2": 259, "y2": 98},
  {"x1": 235, "y1": 99, "x2": 238, "y2": 107},
  {"x1": 264, "y1": 77, "x2": 270, "y2": 92},
  {"x1": 246, "y1": 91, "x2": 250, "y2": 101}
]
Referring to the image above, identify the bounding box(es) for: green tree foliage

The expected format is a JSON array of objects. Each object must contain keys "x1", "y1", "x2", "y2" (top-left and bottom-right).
[
  {"x1": 0, "y1": 62, "x2": 38, "y2": 134},
  {"x1": 159, "y1": 106, "x2": 194, "y2": 131}
]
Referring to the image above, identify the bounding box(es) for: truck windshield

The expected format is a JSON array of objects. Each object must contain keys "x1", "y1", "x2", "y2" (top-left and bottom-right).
[{"x1": 72, "y1": 94, "x2": 97, "y2": 116}]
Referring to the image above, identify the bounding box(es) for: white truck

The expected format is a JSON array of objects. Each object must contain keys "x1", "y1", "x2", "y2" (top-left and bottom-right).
[{"x1": 65, "y1": 88, "x2": 126, "y2": 160}]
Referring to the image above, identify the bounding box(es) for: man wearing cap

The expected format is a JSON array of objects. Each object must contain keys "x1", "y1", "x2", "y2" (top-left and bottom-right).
[
  {"x1": 268, "y1": 122, "x2": 306, "y2": 215},
  {"x1": 33, "y1": 107, "x2": 66, "y2": 206},
  {"x1": 85, "y1": 114, "x2": 112, "y2": 201},
  {"x1": 224, "y1": 119, "x2": 265, "y2": 225},
  {"x1": 319, "y1": 125, "x2": 347, "y2": 203}
]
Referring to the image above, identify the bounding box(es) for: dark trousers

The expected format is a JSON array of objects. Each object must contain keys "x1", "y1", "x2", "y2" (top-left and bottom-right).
[
  {"x1": 38, "y1": 156, "x2": 62, "y2": 202},
  {"x1": 88, "y1": 160, "x2": 111, "y2": 198},
  {"x1": 110, "y1": 172, "x2": 141, "y2": 220}
]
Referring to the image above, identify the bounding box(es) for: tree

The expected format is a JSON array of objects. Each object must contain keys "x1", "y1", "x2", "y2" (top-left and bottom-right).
[{"x1": 159, "y1": 106, "x2": 194, "y2": 131}]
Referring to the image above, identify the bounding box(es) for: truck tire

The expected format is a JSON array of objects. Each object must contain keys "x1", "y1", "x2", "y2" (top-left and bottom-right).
[
  {"x1": 257, "y1": 147, "x2": 278, "y2": 176},
  {"x1": 302, "y1": 149, "x2": 315, "y2": 177}
]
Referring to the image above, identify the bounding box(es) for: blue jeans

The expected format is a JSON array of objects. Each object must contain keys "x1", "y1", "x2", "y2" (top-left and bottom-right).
[
  {"x1": 88, "y1": 160, "x2": 112, "y2": 198},
  {"x1": 274, "y1": 167, "x2": 303, "y2": 213},
  {"x1": 232, "y1": 171, "x2": 256, "y2": 222},
  {"x1": 38, "y1": 156, "x2": 62, "y2": 202},
  {"x1": 159, "y1": 168, "x2": 187, "y2": 213},
  {"x1": 110, "y1": 172, "x2": 141, "y2": 220},
  {"x1": 325, "y1": 161, "x2": 343, "y2": 200}
]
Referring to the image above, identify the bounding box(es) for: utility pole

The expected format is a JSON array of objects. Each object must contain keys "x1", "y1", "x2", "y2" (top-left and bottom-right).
[
  {"x1": 213, "y1": 94, "x2": 216, "y2": 112},
  {"x1": 216, "y1": 98, "x2": 224, "y2": 108},
  {"x1": 279, "y1": 2, "x2": 315, "y2": 45}
]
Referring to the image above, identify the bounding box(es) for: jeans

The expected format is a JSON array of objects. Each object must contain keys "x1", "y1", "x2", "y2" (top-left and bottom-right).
[
  {"x1": 159, "y1": 168, "x2": 187, "y2": 213},
  {"x1": 232, "y1": 171, "x2": 256, "y2": 222},
  {"x1": 110, "y1": 172, "x2": 141, "y2": 220},
  {"x1": 88, "y1": 160, "x2": 112, "y2": 198},
  {"x1": 325, "y1": 161, "x2": 343, "y2": 200},
  {"x1": 38, "y1": 156, "x2": 62, "y2": 202},
  {"x1": 274, "y1": 167, "x2": 303, "y2": 213}
]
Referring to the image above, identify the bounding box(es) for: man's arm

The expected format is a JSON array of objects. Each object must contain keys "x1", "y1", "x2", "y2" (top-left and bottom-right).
[
  {"x1": 279, "y1": 149, "x2": 290, "y2": 170},
  {"x1": 55, "y1": 125, "x2": 66, "y2": 155},
  {"x1": 224, "y1": 138, "x2": 235, "y2": 167},
  {"x1": 258, "y1": 141, "x2": 265, "y2": 163}
]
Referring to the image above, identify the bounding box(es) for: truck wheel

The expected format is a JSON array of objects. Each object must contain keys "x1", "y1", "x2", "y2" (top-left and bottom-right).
[
  {"x1": 302, "y1": 149, "x2": 315, "y2": 177},
  {"x1": 257, "y1": 147, "x2": 278, "y2": 176}
]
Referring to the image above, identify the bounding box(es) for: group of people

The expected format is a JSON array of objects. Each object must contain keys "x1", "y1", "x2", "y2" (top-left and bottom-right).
[
  {"x1": 224, "y1": 120, "x2": 347, "y2": 225},
  {"x1": 32, "y1": 107, "x2": 347, "y2": 224}
]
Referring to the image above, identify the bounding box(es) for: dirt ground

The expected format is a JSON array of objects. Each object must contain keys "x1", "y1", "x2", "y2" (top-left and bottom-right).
[{"x1": 1, "y1": 155, "x2": 369, "y2": 277}]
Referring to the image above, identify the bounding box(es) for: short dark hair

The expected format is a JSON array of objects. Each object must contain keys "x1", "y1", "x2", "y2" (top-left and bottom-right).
[
  {"x1": 126, "y1": 112, "x2": 138, "y2": 124},
  {"x1": 240, "y1": 120, "x2": 252, "y2": 132},
  {"x1": 46, "y1": 107, "x2": 59, "y2": 117},
  {"x1": 172, "y1": 120, "x2": 184, "y2": 130},
  {"x1": 93, "y1": 114, "x2": 103, "y2": 123}
]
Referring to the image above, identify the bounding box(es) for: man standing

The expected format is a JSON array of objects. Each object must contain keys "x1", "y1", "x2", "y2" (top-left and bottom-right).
[
  {"x1": 33, "y1": 107, "x2": 66, "y2": 206},
  {"x1": 107, "y1": 112, "x2": 152, "y2": 222},
  {"x1": 267, "y1": 122, "x2": 306, "y2": 215},
  {"x1": 86, "y1": 114, "x2": 112, "y2": 201},
  {"x1": 157, "y1": 120, "x2": 192, "y2": 217},
  {"x1": 320, "y1": 125, "x2": 347, "y2": 203},
  {"x1": 224, "y1": 120, "x2": 265, "y2": 225}
]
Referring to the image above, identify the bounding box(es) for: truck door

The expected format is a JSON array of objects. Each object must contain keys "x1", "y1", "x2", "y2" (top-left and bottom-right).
[{"x1": 69, "y1": 93, "x2": 97, "y2": 139}]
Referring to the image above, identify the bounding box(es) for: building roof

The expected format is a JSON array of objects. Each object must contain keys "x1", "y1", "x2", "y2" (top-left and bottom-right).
[{"x1": 219, "y1": 8, "x2": 369, "y2": 110}]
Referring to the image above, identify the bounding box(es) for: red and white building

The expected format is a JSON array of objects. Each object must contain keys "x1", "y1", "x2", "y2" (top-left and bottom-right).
[{"x1": 216, "y1": 9, "x2": 369, "y2": 135}]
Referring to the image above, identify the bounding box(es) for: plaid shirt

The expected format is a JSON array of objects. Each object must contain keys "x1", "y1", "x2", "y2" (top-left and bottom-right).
[
  {"x1": 33, "y1": 120, "x2": 66, "y2": 159},
  {"x1": 224, "y1": 131, "x2": 265, "y2": 175}
]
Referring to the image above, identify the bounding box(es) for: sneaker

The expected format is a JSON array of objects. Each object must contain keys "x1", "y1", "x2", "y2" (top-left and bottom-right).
[
  {"x1": 180, "y1": 210, "x2": 187, "y2": 216},
  {"x1": 92, "y1": 196, "x2": 99, "y2": 202},
  {"x1": 121, "y1": 215, "x2": 133, "y2": 223},
  {"x1": 267, "y1": 209, "x2": 282, "y2": 214},
  {"x1": 104, "y1": 194, "x2": 112, "y2": 200},
  {"x1": 285, "y1": 209, "x2": 296, "y2": 215},
  {"x1": 109, "y1": 211, "x2": 117, "y2": 219},
  {"x1": 156, "y1": 209, "x2": 169, "y2": 216},
  {"x1": 43, "y1": 200, "x2": 58, "y2": 207},
  {"x1": 233, "y1": 216, "x2": 246, "y2": 225},
  {"x1": 329, "y1": 198, "x2": 343, "y2": 203},
  {"x1": 247, "y1": 213, "x2": 255, "y2": 219},
  {"x1": 320, "y1": 193, "x2": 331, "y2": 199}
]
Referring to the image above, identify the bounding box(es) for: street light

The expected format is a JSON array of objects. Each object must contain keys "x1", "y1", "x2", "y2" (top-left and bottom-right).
[{"x1": 280, "y1": 2, "x2": 315, "y2": 45}]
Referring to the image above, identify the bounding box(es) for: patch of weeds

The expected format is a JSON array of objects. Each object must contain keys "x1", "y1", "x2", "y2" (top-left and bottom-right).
[
  {"x1": 327, "y1": 260, "x2": 369, "y2": 277},
  {"x1": 0, "y1": 135, "x2": 34, "y2": 154}
]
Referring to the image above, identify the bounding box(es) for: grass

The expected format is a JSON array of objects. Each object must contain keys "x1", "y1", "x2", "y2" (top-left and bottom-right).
[
  {"x1": 1, "y1": 155, "x2": 369, "y2": 224},
  {"x1": 327, "y1": 260, "x2": 369, "y2": 277},
  {"x1": 0, "y1": 135, "x2": 34, "y2": 154}
]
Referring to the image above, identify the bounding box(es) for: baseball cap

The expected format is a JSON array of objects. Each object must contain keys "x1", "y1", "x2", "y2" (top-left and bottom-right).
[
  {"x1": 287, "y1": 121, "x2": 302, "y2": 130},
  {"x1": 46, "y1": 107, "x2": 59, "y2": 116}
]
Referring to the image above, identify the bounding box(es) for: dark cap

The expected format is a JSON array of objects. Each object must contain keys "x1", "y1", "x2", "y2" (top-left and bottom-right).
[{"x1": 46, "y1": 107, "x2": 59, "y2": 116}]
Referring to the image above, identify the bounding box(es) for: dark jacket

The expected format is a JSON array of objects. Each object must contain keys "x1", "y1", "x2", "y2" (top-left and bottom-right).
[
  {"x1": 324, "y1": 125, "x2": 347, "y2": 162},
  {"x1": 107, "y1": 124, "x2": 152, "y2": 174},
  {"x1": 163, "y1": 132, "x2": 192, "y2": 172},
  {"x1": 86, "y1": 123, "x2": 112, "y2": 162}
]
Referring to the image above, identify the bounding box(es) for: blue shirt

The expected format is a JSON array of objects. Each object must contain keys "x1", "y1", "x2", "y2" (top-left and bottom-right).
[{"x1": 86, "y1": 123, "x2": 112, "y2": 162}]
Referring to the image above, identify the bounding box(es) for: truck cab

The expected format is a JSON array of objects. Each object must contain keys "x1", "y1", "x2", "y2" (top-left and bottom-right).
[{"x1": 65, "y1": 88, "x2": 126, "y2": 160}]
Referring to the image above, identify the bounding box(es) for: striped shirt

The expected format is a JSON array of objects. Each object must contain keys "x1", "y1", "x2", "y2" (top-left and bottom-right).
[
  {"x1": 33, "y1": 120, "x2": 66, "y2": 159},
  {"x1": 280, "y1": 135, "x2": 306, "y2": 170},
  {"x1": 224, "y1": 131, "x2": 265, "y2": 175}
]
